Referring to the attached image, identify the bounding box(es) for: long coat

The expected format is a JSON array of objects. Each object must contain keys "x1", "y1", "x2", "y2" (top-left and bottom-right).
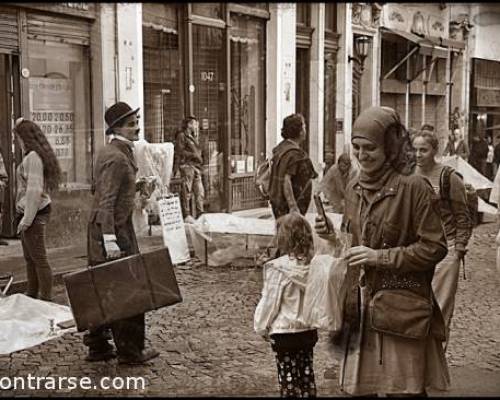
[
  {"x1": 339, "y1": 170, "x2": 450, "y2": 395},
  {"x1": 88, "y1": 139, "x2": 139, "y2": 266}
]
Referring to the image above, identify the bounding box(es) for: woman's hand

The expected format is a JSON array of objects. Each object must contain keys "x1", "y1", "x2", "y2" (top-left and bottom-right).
[
  {"x1": 17, "y1": 221, "x2": 30, "y2": 235},
  {"x1": 314, "y1": 215, "x2": 336, "y2": 242},
  {"x1": 345, "y1": 245, "x2": 379, "y2": 267}
]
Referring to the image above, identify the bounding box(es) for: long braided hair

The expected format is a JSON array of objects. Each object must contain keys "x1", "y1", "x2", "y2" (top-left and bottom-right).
[{"x1": 14, "y1": 119, "x2": 61, "y2": 192}]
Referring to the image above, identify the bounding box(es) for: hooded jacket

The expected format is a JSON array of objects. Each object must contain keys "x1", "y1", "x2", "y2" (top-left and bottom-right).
[{"x1": 254, "y1": 255, "x2": 313, "y2": 336}]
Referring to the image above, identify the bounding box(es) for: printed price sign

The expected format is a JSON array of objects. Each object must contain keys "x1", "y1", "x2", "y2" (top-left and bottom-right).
[
  {"x1": 29, "y1": 78, "x2": 74, "y2": 161},
  {"x1": 157, "y1": 196, "x2": 190, "y2": 264}
]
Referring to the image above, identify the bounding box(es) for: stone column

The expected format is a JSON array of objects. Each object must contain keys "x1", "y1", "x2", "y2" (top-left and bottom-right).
[
  {"x1": 116, "y1": 3, "x2": 145, "y2": 139},
  {"x1": 266, "y1": 3, "x2": 296, "y2": 157}
]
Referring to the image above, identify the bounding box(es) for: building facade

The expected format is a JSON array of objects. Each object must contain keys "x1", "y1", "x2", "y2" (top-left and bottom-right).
[{"x1": 2, "y1": 3, "x2": 495, "y2": 246}]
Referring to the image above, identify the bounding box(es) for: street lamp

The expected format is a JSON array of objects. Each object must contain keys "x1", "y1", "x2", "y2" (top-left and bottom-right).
[{"x1": 348, "y1": 35, "x2": 370, "y2": 73}]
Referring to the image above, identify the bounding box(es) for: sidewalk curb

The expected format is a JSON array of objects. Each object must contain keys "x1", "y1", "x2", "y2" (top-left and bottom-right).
[{"x1": 8, "y1": 265, "x2": 86, "y2": 295}]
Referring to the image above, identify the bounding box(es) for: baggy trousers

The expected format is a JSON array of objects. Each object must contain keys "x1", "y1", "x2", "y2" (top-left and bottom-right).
[
  {"x1": 180, "y1": 164, "x2": 204, "y2": 218},
  {"x1": 431, "y1": 247, "x2": 460, "y2": 348}
]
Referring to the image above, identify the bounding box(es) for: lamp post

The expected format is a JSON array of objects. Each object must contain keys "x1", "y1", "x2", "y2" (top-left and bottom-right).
[{"x1": 348, "y1": 35, "x2": 370, "y2": 74}]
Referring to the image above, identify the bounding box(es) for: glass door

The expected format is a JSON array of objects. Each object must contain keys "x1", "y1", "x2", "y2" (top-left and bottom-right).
[
  {"x1": 0, "y1": 54, "x2": 20, "y2": 237},
  {"x1": 192, "y1": 25, "x2": 226, "y2": 212}
]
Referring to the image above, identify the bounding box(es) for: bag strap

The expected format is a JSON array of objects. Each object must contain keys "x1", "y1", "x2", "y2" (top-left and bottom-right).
[
  {"x1": 269, "y1": 145, "x2": 302, "y2": 189},
  {"x1": 439, "y1": 165, "x2": 454, "y2": 201}
]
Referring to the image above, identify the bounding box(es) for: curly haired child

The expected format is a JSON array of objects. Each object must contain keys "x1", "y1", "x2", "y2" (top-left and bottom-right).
[{"x1": 254, "y1": 212, "x2": 318, "y2": 398}]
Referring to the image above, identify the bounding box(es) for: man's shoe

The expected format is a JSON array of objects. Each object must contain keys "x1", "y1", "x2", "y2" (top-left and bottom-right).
[
  {"x1": 85, "y1": 349, "x2": 117, "y2": 362},
  {"x1": 0, "y1": 239, "x2": 8, "y2": 246},
  {"x1": 118, "y1": 348, "x2": 159, "y2": 365}
]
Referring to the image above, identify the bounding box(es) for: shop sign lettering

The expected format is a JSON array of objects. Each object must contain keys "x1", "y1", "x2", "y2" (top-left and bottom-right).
[
  {"x1": 61, "y1": 3, "x2": 89, "y2": 11},
  {"x1": 477, "y1": 88, "x2": 500, "y2": 108}
]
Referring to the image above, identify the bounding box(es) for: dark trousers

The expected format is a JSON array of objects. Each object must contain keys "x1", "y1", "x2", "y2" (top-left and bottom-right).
[
  {"x1": 19, "y1": 208, "x2": 53, "y2": 301},
  {"x1": 83, "y1": 314, "x2": 145, "y2": 357},
  {"x1": 85, "y1": 219, "x2": 145, "y2": 357},
  {"x1": 180, "y1": 164, "x2": 204, "y2": 218},
  {"x1": 271, "y1": 330, "x2": 318, "y2": 398}
]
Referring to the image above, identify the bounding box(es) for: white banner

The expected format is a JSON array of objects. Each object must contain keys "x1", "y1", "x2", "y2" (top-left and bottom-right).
[{"x1": 158, "y1": 196, "x2": 190, "y2": 264}]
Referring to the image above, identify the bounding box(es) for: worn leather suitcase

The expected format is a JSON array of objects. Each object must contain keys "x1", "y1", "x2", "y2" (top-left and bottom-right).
[{"x1": 63, "y1": 246, "x2": 182, "y2": 332}]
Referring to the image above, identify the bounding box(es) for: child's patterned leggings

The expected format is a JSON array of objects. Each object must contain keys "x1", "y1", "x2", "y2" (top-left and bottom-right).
[{"x1": 274, "y1": 348, "x2": 317, "y2": 397}]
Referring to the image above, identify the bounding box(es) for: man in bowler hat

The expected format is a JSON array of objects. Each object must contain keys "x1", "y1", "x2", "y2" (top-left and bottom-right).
[{"x1": 83, "y1": 101, "x2": 159, "y2": 364}]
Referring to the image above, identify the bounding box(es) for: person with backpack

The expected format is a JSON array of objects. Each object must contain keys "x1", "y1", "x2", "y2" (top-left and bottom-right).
[
  {"x1": 268, "y1": 114, "x2": 318, "y2": 219},
  {"x1": 412, "y1": 129, "x2": 473, "y2": 349}
]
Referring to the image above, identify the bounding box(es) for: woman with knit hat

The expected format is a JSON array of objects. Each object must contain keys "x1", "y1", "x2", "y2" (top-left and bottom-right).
[{"x1": 315, "y1": 106, "x2": 450, "y2": 396}]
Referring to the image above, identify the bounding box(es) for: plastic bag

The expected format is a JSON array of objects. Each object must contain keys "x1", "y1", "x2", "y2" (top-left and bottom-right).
[{"x1": 302, "y1": 254, "x2": 349, "y2": 331}]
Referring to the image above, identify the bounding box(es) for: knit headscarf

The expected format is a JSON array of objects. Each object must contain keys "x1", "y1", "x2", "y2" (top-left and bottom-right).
[{"x1": 352, "y1": 106, "x2": 414, "y2": 190}]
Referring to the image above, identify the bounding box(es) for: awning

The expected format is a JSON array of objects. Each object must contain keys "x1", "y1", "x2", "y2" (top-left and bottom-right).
[{"x1": 381, "y1": 27, "x2": 448, "y2": 59}]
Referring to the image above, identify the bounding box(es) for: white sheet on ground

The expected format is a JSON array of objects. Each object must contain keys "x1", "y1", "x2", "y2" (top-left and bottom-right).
[
  {"x1": 479, "y1": 196, "x2": 497, "y2": 214},
  {"x1": 440, "y1": 155, "x2": 493, "y2": 190},
  {"x1": 489, "y1": 167, "x2": 500, "y2": 206},
  {"x1": 0, "y1": 294, "x2": 75, "y2": 354}
]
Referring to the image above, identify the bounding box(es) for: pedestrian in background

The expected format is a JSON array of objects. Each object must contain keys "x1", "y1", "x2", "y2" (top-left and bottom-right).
[
  {"x1": 486, "y1": 135, "x2": 495, "y2": 180},
  {"x1": 84, "y1": 102, "x2": 159, "y2": 364},
  {"x1": 13, "y1": 118, "x2": 61, "y2": 301},
  {"x1": 316, "y1": 153, "x2": 358, "y2": 213},
  {"x1": 493, "y1": 136, "x2": 500, "y2": 179},
  {"x1": 254, "y1": 213, "x2": 318, "y2": 398},
  {"x1": 315, "y1": 106, "x2": 449, "y2": 396},
  {"x1": 0, "y1": 147, "x2": 8, "y2": 245},
  {"x1": 173, "y1": 116, "x2": 204, "y2": 223},
  {"x1": 469, "y1": 133, "x2": 489, "y2": 176},
  {"x1": 413, "y1": 129, "x2": 472, "y2": 350},
  {"x1": 268, "y1": 113, "x2": 317, "y2": 219},
  {"x1": 443, "y1": 129, "x2": 469, "y2": 160}
]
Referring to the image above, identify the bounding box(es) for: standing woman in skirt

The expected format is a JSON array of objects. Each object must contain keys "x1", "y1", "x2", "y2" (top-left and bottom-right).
[
  {"x1": 315, "y1": 106, "x2": 450, "y2": 396},
  {"x1": 14, "y1": 118, "x2": 61, "y2": 301}
]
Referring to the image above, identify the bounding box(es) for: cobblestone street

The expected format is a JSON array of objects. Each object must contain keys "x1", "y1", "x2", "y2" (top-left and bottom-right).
[{"x1": 1, "y1": 222, "x2": 500, "y2": 397}]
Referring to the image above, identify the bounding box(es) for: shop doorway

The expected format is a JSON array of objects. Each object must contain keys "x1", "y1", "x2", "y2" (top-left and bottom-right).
[
  {"x1": 0, "y1": 54, "x2": 21, "y2": 238},
  {"x1": 192, "y1": 25, "x2": 226, "y2": 212}
]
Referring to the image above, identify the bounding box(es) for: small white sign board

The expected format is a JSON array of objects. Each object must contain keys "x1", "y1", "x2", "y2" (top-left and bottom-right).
[{"x1": 158, "y1": 196, "x2": 190, "y2": 264}]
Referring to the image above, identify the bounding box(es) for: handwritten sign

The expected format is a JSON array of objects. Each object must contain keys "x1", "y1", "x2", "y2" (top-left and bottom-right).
[{"x1": 158, "y1": 196, "x2": 190, "y2": 264}]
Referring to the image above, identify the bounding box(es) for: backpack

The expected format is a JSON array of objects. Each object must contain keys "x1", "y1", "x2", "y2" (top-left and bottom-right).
[
  {"x1": 254, "y1": 146, "x2": 300, "y2": 200},
  {"x1": 255, "y1": 159, "x2": 272, "y2": 199},
  {"x1": 440, "y1": 166, "x2": 479, "y2": 229}
]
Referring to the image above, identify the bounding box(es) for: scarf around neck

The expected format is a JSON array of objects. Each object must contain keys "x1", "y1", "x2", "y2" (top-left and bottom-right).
[{"x1": 358, "y1": 163, "x2": 394, "y2": 191}]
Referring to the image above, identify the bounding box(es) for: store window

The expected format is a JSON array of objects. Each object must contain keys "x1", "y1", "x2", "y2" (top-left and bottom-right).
[
  {"x1": 28, "y1": 40, "x2": 91, "y2": 188},
  {"x1": 192, "y1": 3, "x2": 223, "y2": 20},
  {"x1": 143, "y1": 3, "x2": 183, "y2": 143},
  {"x1": 296, "y1": 3, "x2": 310, "y2": 26},
  {"x1": 192, "y1": 25, "x2": 225, "y2": 210},
  {"x1": 230, "y1": 13, "x2": 266, "y2": 174},
  {"x1": 325, "y1": 2, "x2": 337, "y2": 33},
  {"x1": 324, "y1": 53, "x2": 336, "y2": 169}
]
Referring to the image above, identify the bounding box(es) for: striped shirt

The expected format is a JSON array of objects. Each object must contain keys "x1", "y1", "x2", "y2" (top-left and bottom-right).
[{"x1": 16, "y1": 151, "x2": 51, "y2": 226}]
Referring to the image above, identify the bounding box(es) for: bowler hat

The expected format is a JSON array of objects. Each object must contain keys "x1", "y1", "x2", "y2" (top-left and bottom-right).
[{"x1": 105, "y1": 102, "x2": 140, "y2": 135}]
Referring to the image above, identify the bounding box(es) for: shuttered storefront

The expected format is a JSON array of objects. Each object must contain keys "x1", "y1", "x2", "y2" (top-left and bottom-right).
[
  {"x1": 26, "y1": 12, "x2": 90, "y2": 46},
  {"x1": 0, "y1": 7, "x2": 18, "y2": 53}
]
